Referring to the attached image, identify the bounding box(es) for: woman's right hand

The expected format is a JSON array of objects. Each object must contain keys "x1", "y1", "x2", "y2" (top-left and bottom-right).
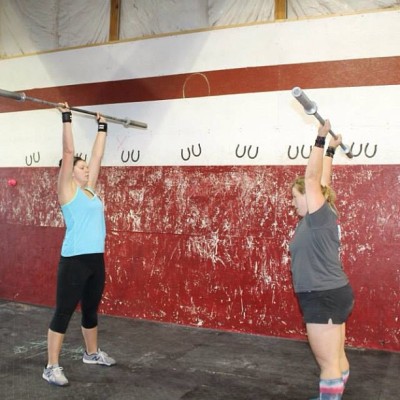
[
  {"x1": 318, "y1": 119, "x2": 331, "y2": 138},
  {"x1": 58, "y1": 102, "x2": 70, "y2": 113}
]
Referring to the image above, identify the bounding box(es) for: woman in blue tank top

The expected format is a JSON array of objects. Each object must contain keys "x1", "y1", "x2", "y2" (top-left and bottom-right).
[
  {"x1": 289, "y1": 120, "x2": 354, "y2": 400},
  {"x1": 42, "y1": 103, "x2": 116, "y2": 387}
]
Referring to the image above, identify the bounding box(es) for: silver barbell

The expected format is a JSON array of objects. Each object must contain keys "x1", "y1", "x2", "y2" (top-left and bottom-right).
[
  {"x1": 292, "y1": 87, "x2": 352, "y2": 158},
  {"x1": 0, "y1": 88, "x2": 147, "y2": 129}
]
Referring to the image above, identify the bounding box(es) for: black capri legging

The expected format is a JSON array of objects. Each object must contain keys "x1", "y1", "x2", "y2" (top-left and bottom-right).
[
  {"x1": 297, "y1": 284, "x2": 354, "y2": 324},
  {"x1": 50, "y1": 253, "x2": 105, "y2": 334}
]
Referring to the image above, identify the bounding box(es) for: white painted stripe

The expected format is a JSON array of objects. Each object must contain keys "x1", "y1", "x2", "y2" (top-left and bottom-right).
[{"x1": 0, "y1": 85, "x2": 398, "y2": 167}]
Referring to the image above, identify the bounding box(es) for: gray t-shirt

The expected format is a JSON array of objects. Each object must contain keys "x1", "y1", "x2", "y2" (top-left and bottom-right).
[{"x1": 289, "y1": 201, "x2": 349, "y2": 293}]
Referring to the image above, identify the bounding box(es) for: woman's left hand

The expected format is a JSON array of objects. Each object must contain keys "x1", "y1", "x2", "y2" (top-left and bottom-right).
[{"x1": 96, "y1": 112, "x2": 106, "y2": 123}]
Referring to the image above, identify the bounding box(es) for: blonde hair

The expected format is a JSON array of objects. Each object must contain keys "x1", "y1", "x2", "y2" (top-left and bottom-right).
[{"x1": 291, "y1": 176, "x2": 339, "y2": 216}]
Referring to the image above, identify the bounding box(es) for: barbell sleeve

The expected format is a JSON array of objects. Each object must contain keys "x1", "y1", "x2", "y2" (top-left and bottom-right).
[
  {"x1": 0, "y1": 88, "x2": 26, "y2": 102},
  {"x1": 292, "y1": 87, "x2": 353, "y2": 158}
]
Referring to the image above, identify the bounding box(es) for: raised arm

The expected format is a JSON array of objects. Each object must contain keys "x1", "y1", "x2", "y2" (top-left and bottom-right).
[
  {"x1": 87, "y1": 114, "x2": 107, "y2": 189},
  {"x1": 321, "y1": 130, "x2": 342, "y2": 188},
  {"x1": 304, "y1": 120, "x2": 331, "y2": 214},
  {"x1": 57, "y1": 104, "x2": 76, "y2": 205}
]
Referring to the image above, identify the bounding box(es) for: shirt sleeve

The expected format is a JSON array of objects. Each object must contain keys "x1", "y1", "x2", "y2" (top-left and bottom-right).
[{"x1": 307, "y1": 202, "x2": 336, "y2": 228}]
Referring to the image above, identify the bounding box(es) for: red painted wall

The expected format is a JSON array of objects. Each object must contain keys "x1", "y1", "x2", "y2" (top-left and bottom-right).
[{"x1": 1, "y1": 164, "x2": 399, "y2": 351}]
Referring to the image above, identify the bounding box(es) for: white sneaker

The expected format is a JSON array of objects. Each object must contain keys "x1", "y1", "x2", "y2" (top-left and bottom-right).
[
  {"x1": 42, "y1": 365, "x2": 69, "y2": 386},
  {"x1": 82, "y1": 348, "x2": 116, "y2": 366}
]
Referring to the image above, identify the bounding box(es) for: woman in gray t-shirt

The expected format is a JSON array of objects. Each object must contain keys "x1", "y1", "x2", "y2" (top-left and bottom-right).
[{"x1": 289, "y1": 120, "x2": 354, "y2": 400}]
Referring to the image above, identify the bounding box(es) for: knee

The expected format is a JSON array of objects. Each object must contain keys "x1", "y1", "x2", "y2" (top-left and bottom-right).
[
  {"x1": 81, "y1": 311, "x2": 98, "y2": 329},
  {"x1": 50, "y1": 311, "x2": 73, "y2": 334}
]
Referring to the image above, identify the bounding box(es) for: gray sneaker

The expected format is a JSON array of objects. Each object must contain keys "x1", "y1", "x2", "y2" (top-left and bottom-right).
[
  {"x1": 42, "y1": 365, "x2": 69, "y2": 386},
  {"x1": 82, "y1": 348, "x2": 116, "y2": 366}
]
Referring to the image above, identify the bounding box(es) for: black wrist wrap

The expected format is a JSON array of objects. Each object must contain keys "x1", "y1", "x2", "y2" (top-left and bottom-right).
[
  {"x1": 62, "y1": 111, "x2": 72, "y2": 123},
  {"x1": 314, "y1": 136, "x2": 326, "y2": 148},
  {"x1": 326, "y1": 146, "x2": 336, "y2": 158},
  {"x1": 98, "y1": 122, "x2": 108, "y2": 132}
]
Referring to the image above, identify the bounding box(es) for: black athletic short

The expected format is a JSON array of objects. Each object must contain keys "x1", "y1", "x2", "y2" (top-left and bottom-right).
[{"x1": 297, "y1": 284, "x2": 354, "y2": 324}]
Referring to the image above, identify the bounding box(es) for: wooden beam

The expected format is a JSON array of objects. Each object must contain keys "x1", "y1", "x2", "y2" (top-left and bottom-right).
[
  {"x1": 109, "y1": 0, "x2": 121, "y2": 41},
  {"x1": 275, "y1": 0, "x2": 287, "y2": 20}
]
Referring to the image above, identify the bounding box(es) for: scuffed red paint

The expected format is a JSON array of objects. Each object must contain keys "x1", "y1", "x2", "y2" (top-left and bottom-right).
[{"x1": 0, "y1": 165, "x2": 399, "y2": 351}]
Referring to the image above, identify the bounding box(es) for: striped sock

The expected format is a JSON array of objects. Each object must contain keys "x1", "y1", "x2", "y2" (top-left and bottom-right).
[
  {"x1": 319, "y1": 377, "x2": 344, "y2": 399},
  {"x1": 342, "y1": 369, "x2": 350, "y2": 386}
]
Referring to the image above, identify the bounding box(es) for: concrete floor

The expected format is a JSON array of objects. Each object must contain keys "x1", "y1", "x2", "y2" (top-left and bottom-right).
[{"x1": 0, "y1": 300, "x2": 398, "y2": 400}]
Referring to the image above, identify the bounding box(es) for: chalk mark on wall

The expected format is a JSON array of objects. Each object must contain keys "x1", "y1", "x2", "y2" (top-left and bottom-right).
[
  {"x1": 182, "y1": 73, "x2": 211, "y2": 98},
  {"x1": 116, "y1": 135, "x2": 128, "y2": 151},
  {"x1": 186, "y1": 231, "x2": 226, "y2": 267}
]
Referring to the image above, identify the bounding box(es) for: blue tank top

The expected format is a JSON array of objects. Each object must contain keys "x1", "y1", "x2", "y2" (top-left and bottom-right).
[{"x1": 60, "y1": 187, "x2": 106, "y2": 256}]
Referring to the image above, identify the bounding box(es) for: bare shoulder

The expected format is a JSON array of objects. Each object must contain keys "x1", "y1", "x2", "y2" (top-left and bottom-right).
[{"x1": 58, "y1": 180, "x2": 78, "y2": 206}]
